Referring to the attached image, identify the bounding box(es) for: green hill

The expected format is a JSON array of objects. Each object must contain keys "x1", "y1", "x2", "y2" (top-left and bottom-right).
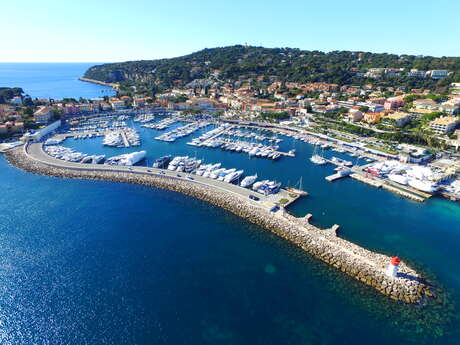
[{"x1": 83, "y1": 45, "x2": 460, "y2": 93}]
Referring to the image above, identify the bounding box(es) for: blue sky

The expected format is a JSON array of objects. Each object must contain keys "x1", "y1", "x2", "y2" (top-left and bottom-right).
[{"x1": 1, "y1": 0, "x2": 459, "y2": 62}]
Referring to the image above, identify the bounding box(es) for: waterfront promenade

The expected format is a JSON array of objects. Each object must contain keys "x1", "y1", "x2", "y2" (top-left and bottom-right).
[{"x1": 4, "y1": 143, "x2": 434, "y2": 303}]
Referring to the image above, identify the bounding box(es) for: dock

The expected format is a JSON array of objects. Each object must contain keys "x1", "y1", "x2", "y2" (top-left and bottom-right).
[
  {"x1": 326, "y1": 173, "x2": 350, "y2": 182},
  {"x1": 350, "y1": 173, "x2": 384, "y2": 188},
  {"x1": 198, "y1": 125, "x2": 295, "y2": 157},
  {"x1": 120, "y1": 131, "x2": 130, "y2": 148},
  {"x1": 350, "y1": 173, "x2": 430, "y2": 202}
]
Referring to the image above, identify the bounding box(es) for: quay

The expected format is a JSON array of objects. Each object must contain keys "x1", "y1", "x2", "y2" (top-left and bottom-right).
[
  {"x1": 2, "y1": 143, "x2": 435, "y2": 304},
  {"x1": 224, "y1": 121, "x2": 438, "y2": 203},
  {"x1": 326, "y1": 173, "x2": 349, "y2": 182}
]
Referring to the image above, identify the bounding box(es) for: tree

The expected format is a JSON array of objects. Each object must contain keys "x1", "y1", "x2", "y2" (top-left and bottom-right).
[
  {"x1": 23, "y1": 96, "x2": 34, "y2": 107},
  {"x1": 338, "y1": 107, "x2": 348, "y2": 114}
]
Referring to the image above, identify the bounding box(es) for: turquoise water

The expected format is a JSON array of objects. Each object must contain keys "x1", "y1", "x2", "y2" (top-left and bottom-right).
[
  {"x1": 1, "y1": 119, "x2": 457, "y2": 343},
  {"x1": 0, "y1": 63, "x2": 115, "y2": 99}
]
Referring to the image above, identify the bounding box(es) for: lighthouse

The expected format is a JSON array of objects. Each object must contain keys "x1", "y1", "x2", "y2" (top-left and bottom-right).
[{"x1": 385, "y1": 256, "x2": 400, "y2": 278}]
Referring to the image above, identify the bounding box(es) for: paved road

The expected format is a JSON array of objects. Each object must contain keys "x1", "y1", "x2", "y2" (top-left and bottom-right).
[{"x1": 27, "y1": 143, "x2": 286, "y2": 207}]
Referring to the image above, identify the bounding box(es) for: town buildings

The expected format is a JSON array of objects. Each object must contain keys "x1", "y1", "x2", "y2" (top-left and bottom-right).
[
  {"x1": 34, "y1": 106, "x2": 54, "y2": 123},
  {"x1": 429, "y1": 116, "x2": 459, "y2": 134}
]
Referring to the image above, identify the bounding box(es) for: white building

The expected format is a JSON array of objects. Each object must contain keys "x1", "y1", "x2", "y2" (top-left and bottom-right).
[
  {"x1": 428, "y1": 70, "x2": 449, "y2": 79},
  {"x1": 429, "y1": 116, "x2": 459, "y2": 134},
  {"x1": 22, "y1": 120, "x2": 62, "y2": 142}
]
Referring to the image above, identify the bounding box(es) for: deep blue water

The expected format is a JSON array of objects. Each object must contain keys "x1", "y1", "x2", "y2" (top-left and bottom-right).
[
  {"x1": 0, "y1": 63, "x2": 115, "y2": 99},
  {"x1": 0, "y1": 118, "x2": 459, "y2": 343}
]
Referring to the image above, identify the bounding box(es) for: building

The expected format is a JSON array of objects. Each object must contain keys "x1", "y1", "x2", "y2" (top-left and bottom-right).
[
  {"x1": 363, "y1": 112, "x2": 384, "y2": 124},
  {"x1": 133, "y1": 98, "x2": 146, "y2": 107},
  {"x1": 34, "y1": 106, "x2": 54, "y2": 123},
  {"x1": 407, "y1": 69, "x2": 426, "y2": 78},
  {"x1": 384, "y1": 97, "x2": 404, "y2": 110},
  {"x1": 0, "y1": 121, "x2": 24, "y2": 135},
  {"x1": 110, "y1": 100, "x2": 126, "y2": 110},
  {"x1": 450, "y1": 83, "x2": 460, "y2": 95},
  {"x1": 428, "y1": 70, "x2": 449, "y2": 79},
  {"x1": 429, "y1": 116, "x2": 459, "y2": 134},
  {"x1": 347, "y1": 110, "x2": 363, "y2": 122},
  {"x1": 100, "y1": 102, "x2": 111, "y2": 111},
  {"x1": 440, "y1": 98, "x2": 460, "y2": 115},
  {"x1": 358, "y1": 102, "x2": 384, "y2": 113},
  {"x1": 385, "y1": 112, "x2": 412, "y2": 127},
  {"x1": 22, "y1": 120, "x2": 61, "y2": 142},
  {"x1": 413, "y1": 98, "x2": 439, "y2": 111}
]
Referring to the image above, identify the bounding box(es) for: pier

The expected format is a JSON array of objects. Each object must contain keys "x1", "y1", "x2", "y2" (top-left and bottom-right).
[
  {"x1": 325, "y1": 172, "x2": 349, "y2": 182},
  {"x1": 3, "y1": 143, "x2": 435, "y2": 304},
  {"x1": 197, "y1": 125, "x2": 295, "y2": 158},
  {"x1": 120, "y1": 131, "x2": 130, "y2": 148}
]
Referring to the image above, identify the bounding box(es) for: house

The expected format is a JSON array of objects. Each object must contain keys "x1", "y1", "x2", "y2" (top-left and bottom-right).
[
  {"x1": 450, "y1": 83, "x2": 460, "y2": 95},
  {"x1": 358, "y1": 102, "x2": 384, "y2": 113},
  {"x1": 440, "y1": 98, "x2": 460, "y2": 115},
  {"x1": 110, "y1": 100, "x2": 126, "y2": 110},
  {"x1": 368, "y1": 97, "x2": 386, "y2": 105},
  {"x1": 407, "y1": 69, "x2": 426, "y2": 78},
  {"x1": 429, "y1": 116, "x2": 459, "y2": 134},
  {"x1": 0, "y1": 121, "x2": 24, "y2": 135},
  {"x1": 428, "y1": 70, "x2": 449, "y2": 79},
  {"x1": 34, "y1": 106, "x2": 53, "y2": 123},
  {"x1": 363, "y1": 112, "x2": 384, "y2": 124},
  {"x1": 0, "y1": 104, "x2": 15, "y2": 114},
  {"x1": 133, "y1": 98, "x2": 146, "y2": 107},
  {"x1": 347, "y1": 110, "x2": 363, "y2": 122},
  {"x1": 384, "y1": 97, "x2": 404, "y2": 110},
  {"x1": 65, "y1": 104, "x2": 79, "y2": 116},
  {"x1": 413, "y1": 99, "x2": 439, "y2": 111},
  {"x1": 384, "y1": 112, "x2": 412, "y2": 127},
  {"x1": 100, "y1": 102, "x2": 111, "y2": 111}
]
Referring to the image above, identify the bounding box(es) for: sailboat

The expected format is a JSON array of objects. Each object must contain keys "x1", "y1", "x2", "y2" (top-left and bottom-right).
[{"x1": 310, "y1": 145, "x2": 327, "y2": 165}]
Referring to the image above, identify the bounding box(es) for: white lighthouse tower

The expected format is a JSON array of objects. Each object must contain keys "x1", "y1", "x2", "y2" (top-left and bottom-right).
[{"x1": 385, "y1": 256, "x2": 400, "y2": 278}]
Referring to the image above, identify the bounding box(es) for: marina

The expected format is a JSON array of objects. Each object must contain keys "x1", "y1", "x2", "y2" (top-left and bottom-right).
[
  {"x1": 34, "y1": 113, "x2": 459, "y2": 204},
  {"x1": 5, "y1": 142, "x2": 434, "y2": 305}
]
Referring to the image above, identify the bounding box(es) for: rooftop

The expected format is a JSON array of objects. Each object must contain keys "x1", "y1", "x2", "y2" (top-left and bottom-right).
[{"x1": 430, "y1": 116, "x2": 459, "y2": 125}]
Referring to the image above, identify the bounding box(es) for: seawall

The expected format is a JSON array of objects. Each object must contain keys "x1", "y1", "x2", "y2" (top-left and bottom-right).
[
  {"x1": 4, "y1": 146, "x2": 434, "y2": 304},
  {"x1": 78, "y1": 77, "x2": 118, "y2": 89}
]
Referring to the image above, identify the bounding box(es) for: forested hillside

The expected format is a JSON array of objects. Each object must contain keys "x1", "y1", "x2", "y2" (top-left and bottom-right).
[{"x1": 84, "y1": 45, "x2": 460, "y2": 92}]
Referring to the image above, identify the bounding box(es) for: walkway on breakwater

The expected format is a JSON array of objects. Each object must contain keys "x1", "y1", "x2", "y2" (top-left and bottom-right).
[
  {"x1": 3, "y1": 143, "x2": 434, "y2": 304},
  {"x1": 26, "y1": 143, "x2": 299, "y2": 208}
]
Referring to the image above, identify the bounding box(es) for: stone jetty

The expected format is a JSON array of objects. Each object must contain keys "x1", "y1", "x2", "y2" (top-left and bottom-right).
[{"x1": 4, "y1": 145, "x2": 434, "y2": 304}]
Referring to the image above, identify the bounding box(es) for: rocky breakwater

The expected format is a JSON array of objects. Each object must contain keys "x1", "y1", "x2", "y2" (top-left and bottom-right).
[{"x1": 5, "y1": 146, "x2": 434, "y2": 304}]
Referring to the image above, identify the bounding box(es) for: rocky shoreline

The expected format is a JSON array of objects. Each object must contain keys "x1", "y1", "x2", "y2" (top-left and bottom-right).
[
  {"x1": 78, "y1": 77, "x2": 118, "y2": 90},
  {"x1": 4, "y1": 146, "x2": 434, "y2": 304}
]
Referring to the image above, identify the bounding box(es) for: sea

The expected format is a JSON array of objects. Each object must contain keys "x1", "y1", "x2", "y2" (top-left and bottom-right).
[
  {"x1": 0, "y1": 63, "x2": 115, "y2": 99},
  {"x1": 0, "y1": 64, "x2": 460, "y2": 344}
]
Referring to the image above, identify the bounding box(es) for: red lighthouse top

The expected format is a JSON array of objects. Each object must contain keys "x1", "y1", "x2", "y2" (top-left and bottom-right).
[{"x1": 390, "y1": 257, "x2": 401, "y2": 266}]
